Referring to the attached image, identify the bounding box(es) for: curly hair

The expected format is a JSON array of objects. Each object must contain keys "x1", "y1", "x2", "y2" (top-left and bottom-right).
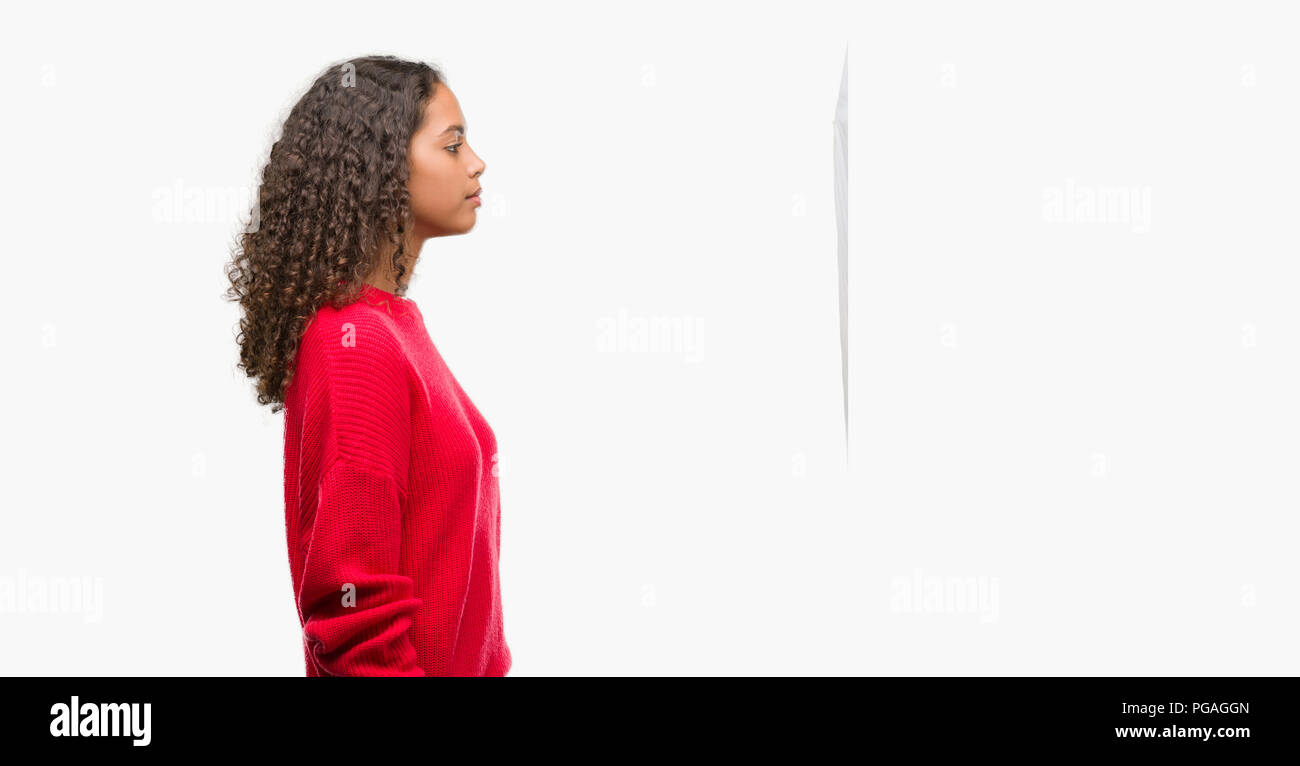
[{"x1": 224, "y1": 55, "x2": 444, "y2": 412}]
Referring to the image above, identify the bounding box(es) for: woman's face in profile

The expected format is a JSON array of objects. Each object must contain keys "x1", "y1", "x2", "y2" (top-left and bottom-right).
[{"x1": 407, "y1": 83, "x2": 486, "y2": 238}]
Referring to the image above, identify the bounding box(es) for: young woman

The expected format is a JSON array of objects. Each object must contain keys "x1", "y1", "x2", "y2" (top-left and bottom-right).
[{"x1": 224, "y1": 55, "x2": 510, "y2": 676}]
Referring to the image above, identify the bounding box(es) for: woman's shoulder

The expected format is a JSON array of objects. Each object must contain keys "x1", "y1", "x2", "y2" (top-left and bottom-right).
[
  {"x1": 298, "y1": 298, "x2": 412, "y2": 380},
  {"x1": 295, "y1": 299, "x2": 416, "y2": 477}
]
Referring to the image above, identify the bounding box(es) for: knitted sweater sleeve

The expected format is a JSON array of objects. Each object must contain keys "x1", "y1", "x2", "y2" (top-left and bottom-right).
[{"x1": 294, "y1": 313, "x2": 424, "y2": 677}]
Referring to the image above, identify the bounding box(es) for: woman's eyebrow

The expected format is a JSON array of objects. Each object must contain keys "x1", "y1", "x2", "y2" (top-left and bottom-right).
[{"x1": 439, "y1": 124, "x2": 466, "y2": 137}]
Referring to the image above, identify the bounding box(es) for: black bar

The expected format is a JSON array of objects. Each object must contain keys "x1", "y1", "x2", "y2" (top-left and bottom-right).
[{"x1": 2, "y1": 677, "x2": 1290, "y2": 753}]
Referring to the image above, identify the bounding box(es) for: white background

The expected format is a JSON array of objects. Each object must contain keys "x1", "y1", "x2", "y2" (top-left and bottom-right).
[{"x1": 0, "y1": 0, "x2": 1294, "y2": 675}]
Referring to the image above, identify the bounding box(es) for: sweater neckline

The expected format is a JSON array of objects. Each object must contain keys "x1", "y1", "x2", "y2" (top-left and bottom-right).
[
  {"x1": 361, "y1": 281, "x2": 399, "y2": 299},
  {"x1": 361, "y1": 281, "x2": 411, "y2": 303},
  {"x1": 358, "y1": 281, "x2": 414, "y2": 316}
]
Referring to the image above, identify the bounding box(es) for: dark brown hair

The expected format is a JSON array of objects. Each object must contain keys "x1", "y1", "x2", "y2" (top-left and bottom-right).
[{"x1": 224, "y1": 55, "x2": 443, "y2": 412}]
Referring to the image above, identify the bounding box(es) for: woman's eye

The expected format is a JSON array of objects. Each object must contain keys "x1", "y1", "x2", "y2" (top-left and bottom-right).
[{"x1": 447, "y1": 143, "x2": 462, "y2": 154}]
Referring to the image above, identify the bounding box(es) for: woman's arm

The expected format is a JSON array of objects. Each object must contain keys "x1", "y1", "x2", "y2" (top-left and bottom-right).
[
  {"x1": 299, "y1": 459, "x2": 424, "y2": 676},
  {"x1": 293, "y1": 311, "x2": 423, "y2": 676}
]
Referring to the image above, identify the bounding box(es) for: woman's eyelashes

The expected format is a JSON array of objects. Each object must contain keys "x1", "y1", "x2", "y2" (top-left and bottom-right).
[{"x1": 446, "y1": 142, "x2": 462, "y2": 154}]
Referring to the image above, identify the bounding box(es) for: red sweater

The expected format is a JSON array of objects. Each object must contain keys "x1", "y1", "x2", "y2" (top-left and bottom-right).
[{"x1": 281, "y1": 282, "x2": 511, "y2": 676}]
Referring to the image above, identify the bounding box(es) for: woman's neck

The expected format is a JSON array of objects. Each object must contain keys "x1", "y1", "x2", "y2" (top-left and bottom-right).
[{"x1": 366, "y1": 229, "x2": 424, "y2": 293}]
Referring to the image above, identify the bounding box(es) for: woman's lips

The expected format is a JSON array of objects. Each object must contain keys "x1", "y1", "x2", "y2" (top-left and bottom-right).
[{"x1": 468, "y1": 195, "x2": 481, "y2": 206}]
